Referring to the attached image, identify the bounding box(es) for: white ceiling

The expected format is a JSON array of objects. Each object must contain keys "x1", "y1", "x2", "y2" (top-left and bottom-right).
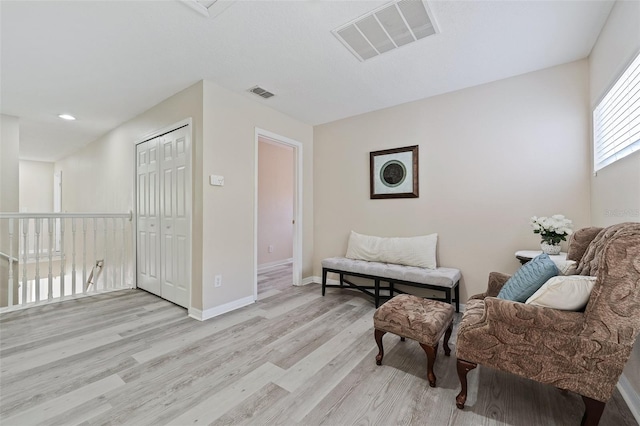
[{"x1": 1, "y1": 0, "x2": 614, "y2": 162}]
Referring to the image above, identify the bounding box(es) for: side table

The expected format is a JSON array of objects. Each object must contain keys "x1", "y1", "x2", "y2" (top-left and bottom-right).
[{"x1": 515, "y1": 250, "x2": 567, "y2": 265}]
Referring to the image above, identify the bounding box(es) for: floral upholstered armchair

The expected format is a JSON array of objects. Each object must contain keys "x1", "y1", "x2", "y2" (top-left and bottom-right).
[{"x1": 455, "y1": 223, "x2": 640, "y2": 426}]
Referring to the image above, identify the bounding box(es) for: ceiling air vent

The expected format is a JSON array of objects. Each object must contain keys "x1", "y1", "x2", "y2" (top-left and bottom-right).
[
  {"x1": 332, "y1": 0, "x2": 438, "y2": 62},
  {"x1": 248, "y1": 86, "x2": 275, "y2": 99},
  {"x1": 180, "y1": 0, "x2": 219, "y2": 17}
]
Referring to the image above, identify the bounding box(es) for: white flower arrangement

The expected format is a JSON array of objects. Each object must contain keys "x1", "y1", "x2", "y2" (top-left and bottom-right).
[{"x1": 530, "y1": 214, "x2": 573, "y2": 245}]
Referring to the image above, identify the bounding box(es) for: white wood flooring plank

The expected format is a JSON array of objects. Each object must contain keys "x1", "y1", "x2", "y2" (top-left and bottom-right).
[
  {"x1": 0, "y1": 295, "x2": 150, "y2": 348},
  {"x1": 265, "y1": 326, "x2": 396, "y2": 424},
  {"x1": 257, "y1": 288, "x2": 281, "y2": 300},
  {"x1": 345, "y1": 295, "x2": 372, "y2": 307},
  {"x1": 1, "y1": 333, "x2": 123, "y2": 375},
  {"x1": 116, "y1": 311, "x2": 188, "y2": 339},
  {"x1": 0, "y1": 354, "x2": 136, "y2": 417},
  {"x1": 1, "y1": 374, "x2": 124, "y2": 425},
  {"x1": 142, "y1": 300, "x2": 175, "y2": 312},
  {"x1": 213, "y1": 382, "x2": 290, "y2": 426},
  {"x1": 349, "y1": 356, "x2": 434, "y2": 425},
  {"x1": 47, "y1": 402, "x2": 113, "y2": 426},
  {"x1": 1, "y1": 307, "x2": 183, "y2": 375},
  {"x1": 0, "y1": 263, "x2": 636, "y2": 426},
  {"x1": 168, "y1": 362, "x2": 286, "y2": 425},
  {"x1": 260, "y1": 292, "x2": 323, "y2": 319},
  {"x1": 272, "y1": 309, "x2": 374, "y2": 392},
  {"x1": 264, "y1": 303, "x2": 369, "y2": 370},
  {"x1": 131, "y1": 309, "x2": 262, "y2": 364}
]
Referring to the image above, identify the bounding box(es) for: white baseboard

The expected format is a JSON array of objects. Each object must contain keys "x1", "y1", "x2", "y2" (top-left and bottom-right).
[
  {"x1": 257, "y1": 258, "x2": 293, "y2": 273},
  {"x1": 309, "y1": 275, "x2": 339, "y2": 285},
  {"x1": 188, "y1": 296, "x2": 254, "y2": 321},
  {"x1": 617, "y1": 373, "x2": 640, "y2": 423},
  {"x1": 301, "y1": 276, "x2": 318, "y2": 285}
]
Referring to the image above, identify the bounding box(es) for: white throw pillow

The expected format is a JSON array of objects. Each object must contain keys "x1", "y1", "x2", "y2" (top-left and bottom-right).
[
  {"x1": 525, "y1": 275, "x2": 596, "y2": 311},
  {"x1": 552, "y1": 259, "x2": 577, "y2": 276},
  {"x1": 345, "y1": 231, "x2": 438, "y2": 269}
]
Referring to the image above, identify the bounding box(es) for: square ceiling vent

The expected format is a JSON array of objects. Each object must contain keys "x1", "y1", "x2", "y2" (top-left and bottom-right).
[
  {"x1": 180, "y1": 0, "x2": 218, "y2": 17},
  {"x1": 332, "y1": 0, "x2": 438, "y2": 62}
]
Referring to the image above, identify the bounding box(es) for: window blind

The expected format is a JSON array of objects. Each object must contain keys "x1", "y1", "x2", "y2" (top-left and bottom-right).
[{"x1": 593, "y1": 52, "x2": 640, "y2": 172}]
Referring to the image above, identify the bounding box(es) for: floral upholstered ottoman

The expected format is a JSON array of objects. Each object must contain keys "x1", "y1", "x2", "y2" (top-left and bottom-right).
[{"x1": 373, "y1": 294, "x2": 455, "y2": 387}]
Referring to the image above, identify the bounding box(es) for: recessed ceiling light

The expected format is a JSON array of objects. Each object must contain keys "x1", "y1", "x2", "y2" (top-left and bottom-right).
[{"x1": 58, "y1": 114, "x2": 76, "y2": 121}]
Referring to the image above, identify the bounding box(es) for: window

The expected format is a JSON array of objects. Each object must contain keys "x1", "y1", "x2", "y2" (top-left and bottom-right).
[{"x1": 593, "y1": 51, "x2": 640, "y2": 172}]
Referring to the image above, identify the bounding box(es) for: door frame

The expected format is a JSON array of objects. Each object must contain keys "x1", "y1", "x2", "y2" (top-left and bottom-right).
[
  {"x1": 254, "y1": 128, "x2": 303, "y2": 300},
  {"x1": 133, "y1": 118, "x2": 193, "y2": 311}
]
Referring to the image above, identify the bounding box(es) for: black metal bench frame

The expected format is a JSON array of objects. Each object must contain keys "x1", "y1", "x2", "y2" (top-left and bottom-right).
[{"x1": 321, "y1": 266, "x2": 460, "y2": 312}]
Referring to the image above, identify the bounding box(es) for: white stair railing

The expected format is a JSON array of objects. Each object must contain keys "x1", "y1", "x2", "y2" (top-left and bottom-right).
[{"x1": 0, "y1": 212, "x2": 133, "y2": 310}]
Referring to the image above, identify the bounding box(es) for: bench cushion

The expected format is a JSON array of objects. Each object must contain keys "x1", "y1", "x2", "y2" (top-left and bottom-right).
[{"x1": 321, "y1": 257, "x2": 460, "y2": 289}]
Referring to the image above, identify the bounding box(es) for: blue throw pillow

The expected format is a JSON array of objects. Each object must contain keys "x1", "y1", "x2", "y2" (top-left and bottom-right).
[{"x1": 497, "y1": 253, "x2": 559, "y2": 302}]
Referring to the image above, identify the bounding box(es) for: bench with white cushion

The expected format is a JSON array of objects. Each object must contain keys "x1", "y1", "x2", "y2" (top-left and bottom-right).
[{"x1": 321, "y1": 257, "x2": 461, "y2": 311}]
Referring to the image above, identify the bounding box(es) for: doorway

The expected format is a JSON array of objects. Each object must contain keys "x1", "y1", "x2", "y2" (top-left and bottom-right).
[
  {"x1": 135, "y1": 121, "x2": 192, "y2": 309},
  {"x1": 254, "y1": 128, "x2": 303, "y2": 300}
]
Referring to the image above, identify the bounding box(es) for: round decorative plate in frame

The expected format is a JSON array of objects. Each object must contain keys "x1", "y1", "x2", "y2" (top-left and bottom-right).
[
  {"x1": 369, "y1": 145, "x2": 419, "y2": 199},
  {"x1": 380, "y1": 160, "x2": 407, "y2": 187}
]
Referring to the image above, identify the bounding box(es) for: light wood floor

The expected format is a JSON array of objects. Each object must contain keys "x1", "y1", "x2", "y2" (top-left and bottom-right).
[{"x1": 0, "y1": 264, "x2": 637, "y2": 426}]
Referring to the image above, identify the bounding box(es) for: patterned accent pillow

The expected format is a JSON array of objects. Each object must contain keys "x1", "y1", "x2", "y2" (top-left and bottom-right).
[
  {"x1": 497, "y1": 253, "x2": 559, "y2": 302},
  {"x1": 526, "y1": 275, "x2": 596, "y2": 311}
]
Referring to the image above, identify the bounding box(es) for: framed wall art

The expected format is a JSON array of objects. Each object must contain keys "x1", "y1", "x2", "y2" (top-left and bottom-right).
[{"x1": 370, "y1": 145, "x2": 419, "y2": 199}]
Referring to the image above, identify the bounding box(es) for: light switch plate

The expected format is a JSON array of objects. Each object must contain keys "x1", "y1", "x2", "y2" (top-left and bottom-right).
[{"x1": 210, "y1": 175, "x2": 224, "y2": 186}]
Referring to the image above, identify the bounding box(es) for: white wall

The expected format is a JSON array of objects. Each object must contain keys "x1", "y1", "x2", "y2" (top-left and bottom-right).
[
  {"x1": 54, "y1": 80, "x2": 314, "y2": 314},
  {"x1": 258, "y1": 138, "x2": 294, "y2": 266},
  {"x1": 589, "y1": 0, "x2": 640, "y2": 228},
  {"x1": 55, "y1": 81, "x2": 205, "y2": 307},
  {"x1": 588, "y1": 0, "x2": 640, "y2": 401},
  {"x1": 200, "y1": 81, "x2": 313, "y2": 312},
  {"x1": 314, "y1": 60, "x2": 591, "y2": 302},
  {"x1": 0, "y1": 115, "x2": 20, "y2": 214},
  {"x1": 19, "y1": 160, "x2": 54, "y2": 212},
  {"x1": 0, "y1": 114, "x2": 20, "y2": 306}
]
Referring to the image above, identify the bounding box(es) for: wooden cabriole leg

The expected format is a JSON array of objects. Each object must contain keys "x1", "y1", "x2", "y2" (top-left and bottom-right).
[
  {"x1": 581, "y1": 395, "x2": 605, "y2": 426},
  {"x1": 322, "y1": 268, "x2": 328, "y2": 296},
  {"x1": 454, "y1": 283, "x2": 460, "y2": 313},
  {"x1": 375, "y1": 329, "x2": 386, "y2": 365},
  {"x1": 419, "y1": 343, "x2": 438, "y2": 387},
  {"x1": 443, "y1": 321, "x2": 453, "y2": 356},
  {"x1": 455, "y1": 358, "x2": 477, "y2": 409}
]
